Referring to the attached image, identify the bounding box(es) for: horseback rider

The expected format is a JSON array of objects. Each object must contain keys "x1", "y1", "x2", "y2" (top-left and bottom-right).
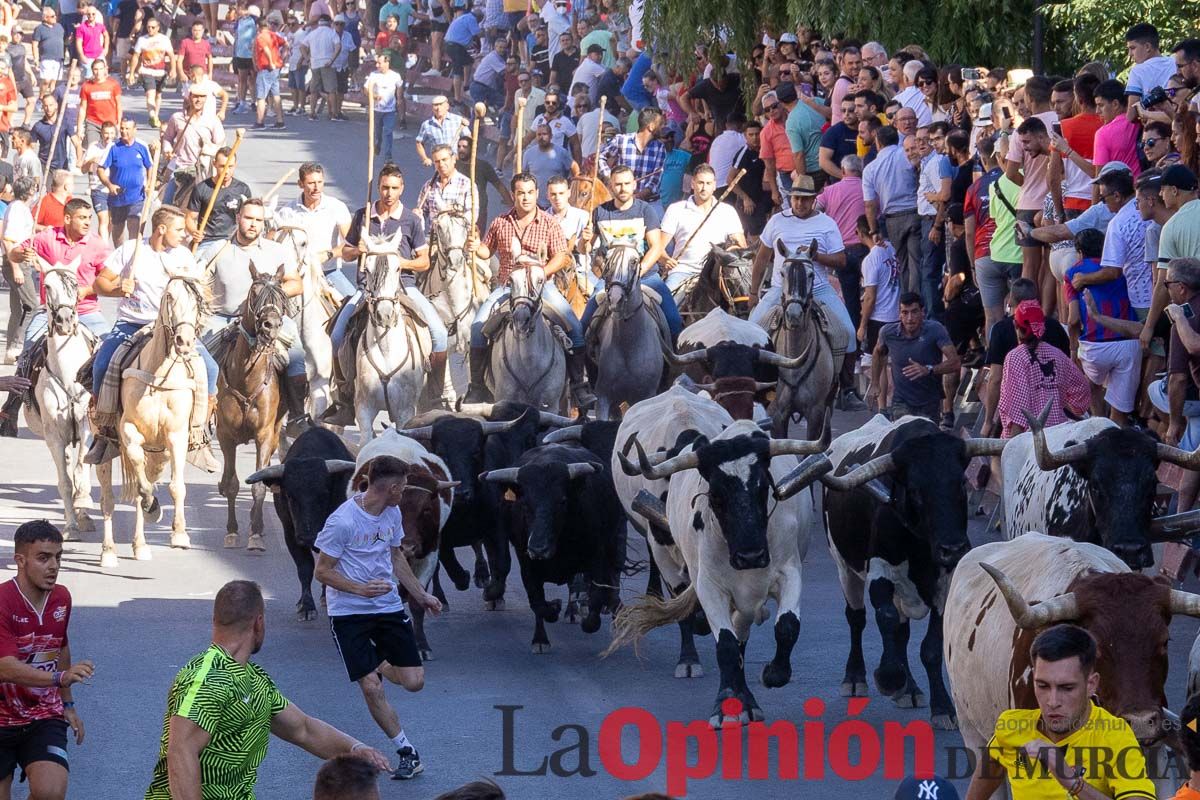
[
  {"x1": 278, "y1": 161, "x2": 353, "y2": 298},
  {"x1": 0, "y1": 198, "x2": 112, "y2": 437},
  {"x1": 748, "y1": 177, "x2": 862, "y2": 408},
  {"x1": 415, "y1": 143, "x2": 476, "y2": 238},
  {"x1": 463, "y1": 171, "x2": 595, "y2": 408},
  {"x1": 320, "y1": 163, "x2": 450, "y2": 424},
  {"x1": 546, "y1": 175, "x2": 595, "y2": 297},
  {"x1": 579, "y1": 164, "x2": 684, "y2": 344},
  {"x1": 84, "y1": 205, "x2": 221, "y2": 467},
  {"x1": 161, "y1": 83, "x2": 225, "y2": 206},
  {"x1": 658, "y1": 163, "x2": 747, "y2": 299},
  {"x1": 197, "y1": 198, "x2": 312, "y2": 436}
]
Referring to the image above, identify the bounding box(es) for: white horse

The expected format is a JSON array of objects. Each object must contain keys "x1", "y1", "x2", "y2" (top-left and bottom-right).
[
  {"x1": 488, "y1": 266, "x2": 567, "y2": 412},
  {"x1": 419, "y1": 209, "x2": 485, "y2": 406},
  {"x1": 96, "y1": 276, "x2": 209, "y2": 567},
  {"x1": 24, "y1": 262, "x2": 96, "y2": 538},
  {"x1": 275, "y1": 222, "x2": 336, "y2": 420},
  {"x1": 354, "y1": 231, "x2": 431, "y2": 442}
]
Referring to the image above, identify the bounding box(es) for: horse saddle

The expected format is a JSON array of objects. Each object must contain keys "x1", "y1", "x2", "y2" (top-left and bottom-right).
[
  {"x1": 762, "y1": 300, "x2": 849, "y2": 357},
  {"x1": 331, "y1": 294, "x2": 430, "y2": 387},
  {"x1": 205, "y1": 321, "x2": 290, "y2": 374},
  {"x1": 586, "y1": 285, "x2": 671, "y2": 354}
]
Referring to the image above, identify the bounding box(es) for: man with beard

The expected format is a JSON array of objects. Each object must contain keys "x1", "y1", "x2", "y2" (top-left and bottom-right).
[
  {"x1": 819, "y1": 95, "x2": 860, "y2": 182},
  {"x1": 144, "y1": 581, "x2": 392, "y2": 798},
  {"x1": 456, "y1": 134, "x2": 509, "y2": 232}
]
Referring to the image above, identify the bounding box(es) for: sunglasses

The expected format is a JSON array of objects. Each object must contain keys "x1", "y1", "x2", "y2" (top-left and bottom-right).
[
  {"x1": 545, "y1": 100, "x2": 559, "y2": 106},
  {"x1": 762, "y1": 103, "x2": 778, "y2": 112},
  {"x1": 917, "y1": 80, "x2": 935, "y2": 87},
  {"x1": 1143, "y1": 137, "x2": 1160, "y2": 148}
]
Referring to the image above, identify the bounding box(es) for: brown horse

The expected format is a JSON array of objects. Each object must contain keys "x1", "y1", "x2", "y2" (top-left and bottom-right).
[{"x1": 216, "y1": 269, "x2": 288, "y2": 552}]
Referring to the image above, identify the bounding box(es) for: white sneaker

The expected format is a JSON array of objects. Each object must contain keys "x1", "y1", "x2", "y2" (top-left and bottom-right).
[{"x1": 421, "y1": 67, "x2": 441, "y2": 77}]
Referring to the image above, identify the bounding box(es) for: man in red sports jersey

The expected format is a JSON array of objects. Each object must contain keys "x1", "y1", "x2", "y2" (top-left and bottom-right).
[{"x1": 0, "y1": 520, "x2": 93, "y2": 800}]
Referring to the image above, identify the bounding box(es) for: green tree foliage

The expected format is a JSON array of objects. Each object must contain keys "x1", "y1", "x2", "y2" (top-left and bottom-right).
[{"x1": 1043, "y1": 0, "x2": 1196, "y2": 74}]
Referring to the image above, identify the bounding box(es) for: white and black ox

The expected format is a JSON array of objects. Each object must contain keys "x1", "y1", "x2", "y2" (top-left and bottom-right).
[
  {"x1": 609, "y1": 417, "x2": 831, "y2": 727},
  {"x1": 809, "y1": 414, "x2": 1006, "y2": 729},
  {"x1": 945, "y1": 533, "x2": 1200, "y2": 783},
  {"x1": 1003, "y1": 404, "x2": 1200, "y2": 569}
]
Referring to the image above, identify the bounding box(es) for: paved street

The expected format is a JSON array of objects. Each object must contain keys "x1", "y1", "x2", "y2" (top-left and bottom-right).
[{"x1": 1, "y1": 92, "x2": 1198, "y2": 799}]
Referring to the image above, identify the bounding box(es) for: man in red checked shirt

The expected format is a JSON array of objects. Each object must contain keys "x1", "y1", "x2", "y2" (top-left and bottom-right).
[{"x1": 0, "y1": 520, "x2": 94, "y2": 800}]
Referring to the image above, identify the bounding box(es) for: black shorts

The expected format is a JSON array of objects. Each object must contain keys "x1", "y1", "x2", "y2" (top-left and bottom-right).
[
  {"x1": 445, "y1": 41, "x2": 472, "y2": 70},
  {"x1": 330, "y1": 610, "x2": 422, "y2": 682},
  {"x1": 232, "y1": 56, "x2": 254, "y2": 73},
  {"x1": 430, "y1": 19, "x2": 448, "y2": 33},
  {"x1": 16, "y1": 78, "x2": 35, "y2": 99},
  {"x1": 139, "y1": 73, "x2": 167, "y2": 93},
  {"x1": 0, "y1": 718, "x2": 69, "y2": 779},
  {"x1": 864, "y1": 318, "x2": 887, "y2": 352}
]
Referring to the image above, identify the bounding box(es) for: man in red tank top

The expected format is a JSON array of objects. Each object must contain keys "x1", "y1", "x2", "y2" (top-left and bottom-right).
[{"x1": 0, "y1": 520, "x2": 93, "y2": 799}]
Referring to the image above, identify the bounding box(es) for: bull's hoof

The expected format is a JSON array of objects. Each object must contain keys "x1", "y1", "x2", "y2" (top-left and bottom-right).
[
  {"x1": 144, "y1": 496, "x2": 162, "y2": 524},
  {"x1": 873, "y1": 665, "x2": 907, "y2": 697},
  {"x1": 543, "y1": 599, "x2": 562, "y2": 623},
  {"x1": 450, "y1": 571, "x2": 470, "y2": 592},
  {"x1": 77, "y1": 512, "x2": 95, "y2": 533},
  {"x1": 580, "y1": 613, "x2": 601, "y2": 634},
  {"x1": 930, "y1": 712, "x2": 958, "y2": 731},
  {"x1": 472, "y1": 568, "x2": 489, "y2": 589},
  {"x1": 419, "y1": 648, "x2": 435, "y2": 662},
  {"x1": 840, "y1": 680, "x2": 870, "y2": 697},
  {"x1": 247, "y1": 534, "x2": 266, "y2": 552},
  {"x1": 133, "y1": 544, "x2": 153, "y2": 561},
  {"x1": 674, "y1": 661, "x2": 703, "y2": 679},
  {"x1": 99, "y1": 549, "x2": 118, "y2": 569},
  {"x1": 531, "y1": 641, "x2": 551, "y2": 654},
  {"x1": 224, "y1": 533, "x2": 239, "y2": 549},
  {"x1": 762, "y1": 661, "x2": 792, "y2": 688},
  {"x1": 485, "y1": 597, "x2": 504, "y2": 610},
  {"x1": 709, "y1": 693, "x2": 749, "y2": 728},
  {"x1": 890, "y1": 687, "x2": 927, "y2": 709},
  {"x1": 170, "y1": 532, "x2": 190, "y2": 550}
]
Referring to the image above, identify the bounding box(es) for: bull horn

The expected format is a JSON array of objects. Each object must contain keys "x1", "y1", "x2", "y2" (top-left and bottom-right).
[
  {"x1": 1023, "y1": 401, "x2": 1089, "y2": 470},
  {"x1": 666, "y1": 347, "x2": 708, "y2": 365},
  {"x1": 1149, "y1": 508, "x2": 1200, "y2": 542},
  {"x1": 538, "y1": 411, "x2": 575, "y2": 427},
  {"x1": 480, "y1": 468, "x2": 521, "y2": 483},
  {"x1": 693, "y1": 382, "x2": 716, "y2": 392},
  {"x1": 324, "y1": 459, "x2": 358, "y2": 473},
  {"x1": 400, "y1": 426, "x2": 433, "y2": 441},
  {"x1": 542, "y1": 425, "x2": 583, "y2": 443},
  {"x1": 1169, "y1": 589, "x2": 1200, "y2": 618},
  {"x1": 1157, "y1": 441, "x2": 1200, "y2": 471},
  {"x1": 819, "y1": 454, "x2": 897, "y2": 491},
  {"x1": 457, "y1": 402, "x2": 496, "y2": 417},
  {"x1": 755, "y1": 349, "x2": 806, "y2": 369},
  {"x1": 963, "y1": 437, "x2": 1008, "y2": 458},
  {"x1": 774, "y1": 454, "x2": 834, "y2": 500},
  {"x1": 979, "y1": 562, "x2": 1079, "y2": 629},
  {"x1": 617, "y1": 433, "x2": 674, "y2": 475},
  {"x1": 436, "y1": 480, "x2": 461, "y2": 491},
  {"x1": 622, "y1": 435, "x2": 700, "y2": 480},
  {"x1": 631, "y1": 489, "x2": 670, "y2": 531},
  {"x1": 768, "y1": 435, "x2": 828, "y2": 457},
  {"x1": 245, "y1": 464, "x2": 286, "y2": 484},
  {"x1": 567, "y1": 462, "x2": 600, "y2": 480},
  {"x1": 480, "y1": 418, "x2": 521, "y2": 435}
]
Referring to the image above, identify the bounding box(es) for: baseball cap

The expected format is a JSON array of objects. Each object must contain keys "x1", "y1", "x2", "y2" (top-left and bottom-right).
[
  {"x1": 774, "y1": 81, "x2": 798, "y2": 104},
  {"x1": 1014, "y1": 299, "x2": 1046, "y2": 338},
  {"x1": 333, "y1": 12, "x2": 346, "y2": 22},
  {"x1": 788, "y1": 175, "x2": 818, "y2": 197},
  {"x1": 246, "y1": 4, "x2": 261, "y2": 17},
  {"x1": 1162, "y1": 163, "x2": 1199, "y2": 191},
  {"x1": 974, "y1": 102, "x2": 993, "y2": 127},
  {"x1": 894, "y1": 776, "x2": 960, "y2": 800},
  {"x1": 1092, "y1": 160, "x2": 1132, "y2": 184},
  {"x1": 779, "y1": 32, "x2": 798, "y2": 44}
]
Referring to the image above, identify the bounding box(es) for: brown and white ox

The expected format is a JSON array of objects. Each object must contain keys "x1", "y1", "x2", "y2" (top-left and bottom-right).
[{"x1": 945, "y1": 533, "x2": 1200, "y2": 796}]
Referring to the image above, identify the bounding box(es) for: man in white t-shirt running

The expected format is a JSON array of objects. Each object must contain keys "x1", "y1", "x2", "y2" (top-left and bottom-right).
[{"x1": 314, "y1": 455, "x2": 442, "y2": 783}]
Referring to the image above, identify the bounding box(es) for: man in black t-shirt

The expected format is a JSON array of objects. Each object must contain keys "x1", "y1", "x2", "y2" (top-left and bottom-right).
[
  {"x1": 685, "y1": 65, "x2": 741, "y2": 132},
  {"x1": 818, "y1": 96, "x2": 859, "y2": 182},
  {"x1": 456, "y1": 134, "x2": 511, "y2": 231},
  {"x1": 186, "y1": 148, "x2": 254, "y2": 244},
  {"x1": 728, "y1": 120, "x2": 768, "y2": 236},
  {"x1": 549, "y1": 32, "x2": 579, "y2": 94}
]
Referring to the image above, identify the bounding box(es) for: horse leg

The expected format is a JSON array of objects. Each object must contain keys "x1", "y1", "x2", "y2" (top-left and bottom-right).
[
  {"x1": 247, "y1": 433, "x2": 274, "y2": 552},
  {"x1": 98, "y1": 461, "x2": 118, "y2": 568},
  {"x1": 168, "y1": 429, "x2": 190, "y2": 549},
  {"x1": 72, "y1": 435, "x2": 95, "y2": 532},
  {"x1": 122, "y1": 428, "x2": 161, "y2": 535},
  {"x1": 355, "y1": 376, "x2": 378, "y2": 444},
  {"x1": 218, "y1": 432, "x2": 241, "y2": 547},
  {"x1": 47, "y1": 432, "x2": 80, "y2": 539}
]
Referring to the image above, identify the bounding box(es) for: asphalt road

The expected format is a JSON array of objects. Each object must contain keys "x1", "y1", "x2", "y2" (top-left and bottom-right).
[{"x1": 1, "y1": 89, "x2": 1198, "y2": 799}]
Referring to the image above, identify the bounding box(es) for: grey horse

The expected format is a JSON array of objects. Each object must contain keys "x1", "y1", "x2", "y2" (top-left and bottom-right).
[
  {"x1": 769, "y1": 241, "x2": 837, "y2": 439},
  {"x1": 587, "y1": 244, "x2": 668, "y2": 419},
  {"x1": 488, "y1": 267, "x2": 567, "y2": 412}
]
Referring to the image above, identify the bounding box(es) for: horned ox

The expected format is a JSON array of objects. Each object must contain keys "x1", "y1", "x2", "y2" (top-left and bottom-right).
[
  {"x1": 610, "y1": 419, "x2": 831, "y2": 726},
  {"x1": 1002, "y1": 404, "x2": 1200, "y2": 569},
  {"x1": 803, "y1": 414, "x2": 1006, "y2": 729}
]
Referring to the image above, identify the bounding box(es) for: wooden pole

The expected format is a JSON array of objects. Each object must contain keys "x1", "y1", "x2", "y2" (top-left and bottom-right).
[
  {"x1": 120, "y1": 140, "x2": 164, "y2": 295},
  {"x1": 365, "y1": 84, "x2": 375, "y2": 218},
  {"x1": 262, "y1": 166, "x2": 298, "y2": 205},
  {"x1": 676, "y1": 168, "x2": 747, "y2": 257},
  {"x1": 587, "y1": 95, "x2": 608, "y2": 211},
  {"x1": 31, "y1": 60, "x2": 77, "y2": 224},
  {"x1": 468, "y1": 102, "x2": 486, "y2": 299},
  {"x1": 191, "y1": 127, "x2": 245, "y2": 253},
  {"x1": 514, "y1": 96, "x2": 527, "y2": 175}
]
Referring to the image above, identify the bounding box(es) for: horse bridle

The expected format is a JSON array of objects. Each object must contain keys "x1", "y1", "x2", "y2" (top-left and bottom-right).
[
  {"x1": 602, "y1": 243, "x2": 643, "y2": 320},
  {"x1": 43, "y1": 268, "x2": 80, "y2": 337},
  {"x1": 364, "y1": 253, "x2": 408, "y2": 328},
  {"x1": 431, "y1": 209, "x2": 469, "y2": 277},
  {"x1": 161, "y1": 276, "x2": 204, "y2": 354},
  {"x1": 781, "y1": 257, "x2": 814, "y2": 330}
]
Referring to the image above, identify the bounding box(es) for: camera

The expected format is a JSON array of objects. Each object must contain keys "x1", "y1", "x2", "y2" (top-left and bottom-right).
[
  {"x1": 1144, "y1": 86, "x2": 1170, "y2": 108},
  {"x1": 961, "y1": 67, "x2": 984, "y2": 81}
]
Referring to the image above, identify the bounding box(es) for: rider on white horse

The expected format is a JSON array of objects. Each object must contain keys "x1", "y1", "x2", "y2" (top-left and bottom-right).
[
  {"x1": 320, "y1": 162, "x2": 450, "y2": 424},
  {"x1": 415, "y1": 143, "x2": 476, "y2": 237},
  {"x1": 463, "y1": 171, "x2": 596, "y2": 408},
  {"x1": 197, "y1": 198, "x2": 311, "y2": 435},
  {"x1": 279, "y1": 161, "x2": 354, "y2": 297},
  {"x1": 0, "y1": 198, "x2": 112, "y2": 436},
  {"x1": 84, "y1": 205, "x2": 220, "y2": 465}
]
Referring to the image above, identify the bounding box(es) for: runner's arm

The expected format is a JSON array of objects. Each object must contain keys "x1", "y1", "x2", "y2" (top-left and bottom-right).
[
  {"x1": 270, "y1": 702, "x2": 391, "y2": 770},
  {"x1": 313, "y1": 552, "x2": 390, "y2": 597},
  {"x1": 166, "y1": 716, "x2": 208, "y2": 800},
  {"x1": 390, "y1": 548, "x2": 440, "y2": 613},
  {"x1": 964, "y1": 749, "x2": 1004, "y2": 799}
]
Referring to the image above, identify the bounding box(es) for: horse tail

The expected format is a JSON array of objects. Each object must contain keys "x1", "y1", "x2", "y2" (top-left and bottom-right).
[
  {"x1": 119, "y1": 449, "x2": 139, "y2": 504},
  {"x1": 602, "y1": 583, "x2": 698, "y2": 658}
]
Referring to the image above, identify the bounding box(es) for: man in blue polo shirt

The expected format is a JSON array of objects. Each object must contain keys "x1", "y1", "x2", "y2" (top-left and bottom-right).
[{"x1": 98, "y1": 118, "x2": 153, "y2": 246}]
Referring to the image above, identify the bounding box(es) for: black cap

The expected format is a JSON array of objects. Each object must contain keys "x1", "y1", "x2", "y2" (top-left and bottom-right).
[
  {"x1": 1162, "y1": 163, "x2": 1199, "y2": 191},
  {"x1": 894, "y1": 776, "x2": 960, "y2": 800},
  {"x1": 586, "y1": 43, "x2": 604, "y2": 55},
  {"x1": 774, "y1": 81, "x2": 798, "y2": 104}
]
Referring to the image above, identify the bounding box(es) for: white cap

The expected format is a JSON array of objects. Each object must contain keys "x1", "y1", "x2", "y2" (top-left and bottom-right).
[
  {"x1": 333, "y1": 13, "x2": 347, "y2": 22},
  {"x1": 246, "y1": 4, "x2": 261, "y2": 17},
  {"x1": 973, "y1": 102, "x2": 993, "y2": 127}
]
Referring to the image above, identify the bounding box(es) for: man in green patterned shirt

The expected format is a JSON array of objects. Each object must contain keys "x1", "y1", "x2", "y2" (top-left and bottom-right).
[{"x1": 145, "y1": 581, "x2": 390, "y2": 800}]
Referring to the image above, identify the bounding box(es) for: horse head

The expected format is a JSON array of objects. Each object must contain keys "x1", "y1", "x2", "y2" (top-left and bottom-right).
[
  {"x1": 39, "y1": 257, "x2": 81, "y2": 337},
  {"x1": 507, "y1": 265, "x2": 546, "y2": 338},
  {"x1": 361, "y1": 229, "x2": 404, "y2": 329},
  {"x1": 711, "y1": 244, "x2": 754, "y2": 307},
  {"x1": 243, "y1": 263, "x2": 288, "y2": 348},
  {"x1": 777, "y1": 239, "x2": 817, "y2": 328},
  {"x1": 432, "y1": 209, "x2": 470, "y2": 259},
  {"x1": 161, "y1": 275, "x2": 210, "y2": 356},
  {"x1": 602, "y1": 243, "x2": 642, "y2": 316}
]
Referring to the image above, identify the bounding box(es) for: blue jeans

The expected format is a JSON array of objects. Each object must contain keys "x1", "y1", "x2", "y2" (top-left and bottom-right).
[
  {"x1": 470, "y1": 282, "x2": 584, "y2": 349},
  {"x1": 93, "y1": 320, "x2": 219, "y2": 396},
  {"x1": 25, "y1": 309, "x2": 111, "y2": 346},
  {"x1": 374, "y1": 110, "x2": 396, "y2": 163},
  {"x1": 331, "y1": 288, "x2": 449, "y2": 353},
  {"x1": 324, "y1": 268, "x2": 356, "y2": 298},
  {"x1": 581, "y1": 271, "x2": 683, "y2": 341},
  {"x1": 469, "y1": 81, "x2": 505, "y2": 111},
  {"x1": 749, "y1": 281, "x2": 856, "y2": 354},
  {"x1": 209, "y1": 314, "x2": 308, "y2": 377},
  {"x1": 919, "y1": 216, "x2": 946, "y2": 318}
]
